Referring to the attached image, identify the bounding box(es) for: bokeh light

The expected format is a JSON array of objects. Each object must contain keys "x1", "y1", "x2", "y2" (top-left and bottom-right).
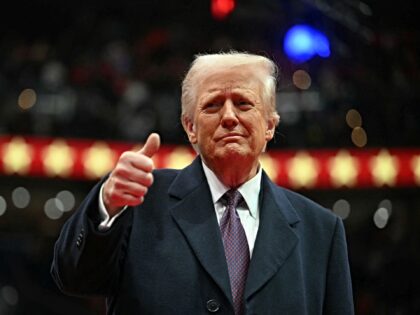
[
  {"x1": 332, "y1": 199, "x2": 351, "y2": 219},
  {"x1": 56, "y1": 190, "x2": 76, "y2": 212},
  {"x1": 292, "y1": 70, "x2": 312, "y2": 90},
  {"x1": 379, "y1": 199, "x2": 392, "y2": 216},
  {"x1": 11, "y1": 187, "x2": 31, "y2": 209},
  {"x1": 373, "y1": 207, "x2": 390, "y2": 229},
  {"x1": 44, "y1": 198, "x2": 64, "y2": 220},
  {"x1": 17, "y1": 88, "x2": 37, "y2": 110},
  {"x1": 346, "y1": 109, "x2": 362, "y2": 128},
  {"x1": 0, "y1": 196, "x2": 7, "y2": 216},
  {"x1": 351, "y1": 126, "x2": 368, "y2": 147},
  {"x1": 284, "y1": 24, "x2": 330, "y2": 63},
  {"x1": 211, "y1": 0, "x2": 235, "y2": 20}
]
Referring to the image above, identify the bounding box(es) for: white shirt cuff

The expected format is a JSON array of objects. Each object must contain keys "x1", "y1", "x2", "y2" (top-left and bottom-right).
[{"x1": 98, "y1": 183, "x2": 128, "y2": 231}]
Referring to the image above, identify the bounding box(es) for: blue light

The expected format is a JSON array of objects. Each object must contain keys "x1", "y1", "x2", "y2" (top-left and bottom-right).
[{"x1": 283, "y1": 24, "x2": 330, "y2": 63}]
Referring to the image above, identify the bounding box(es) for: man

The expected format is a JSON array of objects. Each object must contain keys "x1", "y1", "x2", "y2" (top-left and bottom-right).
[{"x1": 51, "y1": 52, "x2": 354, "y2": 314}]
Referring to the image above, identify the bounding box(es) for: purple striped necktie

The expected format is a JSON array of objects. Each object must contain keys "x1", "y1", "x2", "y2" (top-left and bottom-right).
[{"x1": 220, "y1": 189, "x2": 250, "y2": 315}]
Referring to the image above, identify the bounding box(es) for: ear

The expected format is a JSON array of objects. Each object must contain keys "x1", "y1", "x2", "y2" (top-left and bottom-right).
[
  {"x1": 265, "y1": 117, "x2": 276, "y2": 142},
  {"x1": 182, "y1": 114, "x2": 198, "y2": 144}
]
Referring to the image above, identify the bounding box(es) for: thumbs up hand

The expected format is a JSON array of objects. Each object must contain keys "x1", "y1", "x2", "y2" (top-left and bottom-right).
[{"x1": 103, "y1": 133, "x2": 161, "y2": 216}]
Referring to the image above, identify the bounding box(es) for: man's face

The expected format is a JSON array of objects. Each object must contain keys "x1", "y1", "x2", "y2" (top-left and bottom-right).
[{"x1": 184, "y1": 65, "x2": 275, "y2": 168}]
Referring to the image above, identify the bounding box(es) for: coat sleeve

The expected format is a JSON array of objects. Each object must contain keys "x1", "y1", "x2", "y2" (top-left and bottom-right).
[
  {"x1": 323, "y1": 217, "x2": 355, "y2": 315},
  {"x1": 50, "y1": 180, "x2": 133, "y2": 297}
]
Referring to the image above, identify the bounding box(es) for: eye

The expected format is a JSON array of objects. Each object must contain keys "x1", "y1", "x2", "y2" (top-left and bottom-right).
[
  {"x1": 236, "y1": 99, "x2": 253, "y2": 109},
  {"x1": 202, "y1": 101, "x2": 222, "y2": 112}
]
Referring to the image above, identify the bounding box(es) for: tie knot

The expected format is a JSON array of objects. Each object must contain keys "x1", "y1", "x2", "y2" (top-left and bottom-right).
[{"x1": 224, "y1": 189, "x2": 243, "y2": 209}]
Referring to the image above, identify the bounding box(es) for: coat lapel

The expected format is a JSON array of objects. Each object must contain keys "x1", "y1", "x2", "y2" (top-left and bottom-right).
[
  {"x1": 245, "y1": 172, "x2": 300, "y2": 300},
  {"x1": 168, "y1": 157, "x2": 233, "y2": 303}
]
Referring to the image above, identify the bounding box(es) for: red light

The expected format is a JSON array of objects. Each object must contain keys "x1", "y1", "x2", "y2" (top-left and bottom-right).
[{"x1": 211, "y1": 0, "x2": 235, "y2": 20}]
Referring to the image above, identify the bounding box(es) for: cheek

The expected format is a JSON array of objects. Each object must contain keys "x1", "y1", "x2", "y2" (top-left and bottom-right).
[
  {"x1": 243, "y1": 115, "x2": 267, "y2": 135},
  {"x1": 198, "y1": 116, "x2": 218, "y2": 134},
  {"x1": 247, "y1": 121, "x2": 269, "y2": 146},
  {"x1": 196, "y1": 126, "x2": 214, "y2": 148}
]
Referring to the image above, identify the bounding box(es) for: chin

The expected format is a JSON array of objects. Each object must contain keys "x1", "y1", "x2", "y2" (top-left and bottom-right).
[{"x1": 216, "y1": 146, "x2": 250, "y2": 160}]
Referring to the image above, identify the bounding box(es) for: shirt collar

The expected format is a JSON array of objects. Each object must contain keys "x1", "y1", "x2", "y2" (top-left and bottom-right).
[{"x1": 201, "y1": 160, "x2": 262, "y2": 219}]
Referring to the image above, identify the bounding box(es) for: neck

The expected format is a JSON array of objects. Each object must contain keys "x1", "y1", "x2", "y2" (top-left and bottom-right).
[{"x1": 203, "y1": 156, "x2": 259, "y2": 188}]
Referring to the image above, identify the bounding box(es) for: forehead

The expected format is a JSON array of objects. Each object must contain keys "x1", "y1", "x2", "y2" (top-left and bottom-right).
[{"x1": 196, "y1": 65, "x2": 264, "y2": 97}]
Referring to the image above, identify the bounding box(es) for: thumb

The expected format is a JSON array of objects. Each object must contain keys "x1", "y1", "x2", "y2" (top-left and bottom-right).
[{"x1": 139, "y1": 133, "x2": 161, "y2": 158}]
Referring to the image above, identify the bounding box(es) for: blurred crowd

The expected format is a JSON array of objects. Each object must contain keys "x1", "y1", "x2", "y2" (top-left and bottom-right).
[
  {"x1": 0, "y1": 2, "x2": 419, "y2": 149},
  {"x1": 0, "y1": 25, "x2": 190, "y2": 143}
]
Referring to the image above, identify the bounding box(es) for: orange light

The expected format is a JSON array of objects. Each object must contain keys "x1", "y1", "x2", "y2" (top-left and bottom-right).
[
  {"x1": 1, "y1": 135, "x2": 420, "y2": 189},
  {"x1": 292, "y1": 70, "x2": 312, "y2": 90},
  {"x1": 211, "y1": 0, "x2": 235, "y2": 20}
]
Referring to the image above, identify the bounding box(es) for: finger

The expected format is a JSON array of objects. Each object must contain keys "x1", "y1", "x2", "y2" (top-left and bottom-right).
[
  {"x1": 118, "y1": 151, "x2": 154, "y2": 173},
  {"x1": 129, "y1": 154, "x2": 154, "y2": 174},
  {"x1": 109, "y1": 193, "x2": 144, "y2": 208},
  {"x1": 127, "y1": 170, "x2": 154, "y2": 187},
  {"x1": 113, "y1": 179, "x2": 149, "y2": 198},
  {"x1": 123, "y1": 195, "x2": 145, "y2": 207},
  {"x1": 114, "y1": 164, "x2": 154, "y2": 186},
  {"x1": 103, "y1": 178, "x2": 144, "y2": 211},
  {"x1": 139, "y1": 133, "x2": 160, "y2": 158}
]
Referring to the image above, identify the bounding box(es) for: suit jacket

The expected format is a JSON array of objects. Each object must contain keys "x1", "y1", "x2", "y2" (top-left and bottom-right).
[{"x1": 51, "y1": 156, "x2": 354, "y2": 314}]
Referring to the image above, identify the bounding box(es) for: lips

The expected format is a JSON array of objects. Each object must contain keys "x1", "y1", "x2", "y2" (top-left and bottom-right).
[{"x1": 217, "y1": 133, "x2": 243, "y2": 141}]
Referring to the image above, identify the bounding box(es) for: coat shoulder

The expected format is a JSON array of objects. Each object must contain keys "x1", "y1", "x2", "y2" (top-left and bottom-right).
[
  {"x1": 274, "y1": 185, "x2": 339, "y2": 227},
  {"x1": 153, "y1": 167, "x2": 180, "y2": 178}
]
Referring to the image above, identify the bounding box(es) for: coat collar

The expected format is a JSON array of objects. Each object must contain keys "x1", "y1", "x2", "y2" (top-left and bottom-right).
[{"x1": 168, "y1": 157, "x2": 301, "y2": 305}]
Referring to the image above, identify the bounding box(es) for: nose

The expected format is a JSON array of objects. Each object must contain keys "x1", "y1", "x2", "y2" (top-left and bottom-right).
[{"x1": 220, "y1": 100, "x2": 239, "y2": 129}]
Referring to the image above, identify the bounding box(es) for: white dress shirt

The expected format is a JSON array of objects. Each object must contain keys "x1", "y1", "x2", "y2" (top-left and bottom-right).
[
  {"x1": 98, "y1": 161, "x2": 262, "y2": 256},
  {"x1": 201, "y1": 162, "x2": 261, "y2": 257}
]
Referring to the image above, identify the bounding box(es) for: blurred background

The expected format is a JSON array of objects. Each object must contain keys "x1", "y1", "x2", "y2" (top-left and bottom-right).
[{"x1": 0, "y1": 0, "x2": 419, "y2": 314}]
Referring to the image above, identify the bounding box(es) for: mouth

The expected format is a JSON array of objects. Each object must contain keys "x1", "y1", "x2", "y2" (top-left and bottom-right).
[{"x1": 217, "y1": 133, "x2": 243, "y2": 142}]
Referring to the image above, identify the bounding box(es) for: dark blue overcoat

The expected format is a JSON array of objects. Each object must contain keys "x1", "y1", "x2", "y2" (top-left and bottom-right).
[{"x1": 51, "y1": 157, "x2": 354, "y2": 314}]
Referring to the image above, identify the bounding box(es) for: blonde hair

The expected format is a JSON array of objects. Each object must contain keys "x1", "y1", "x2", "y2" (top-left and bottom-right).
[{"x1": 181, "y1": 51, "x2": 280, "y2": 125}]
